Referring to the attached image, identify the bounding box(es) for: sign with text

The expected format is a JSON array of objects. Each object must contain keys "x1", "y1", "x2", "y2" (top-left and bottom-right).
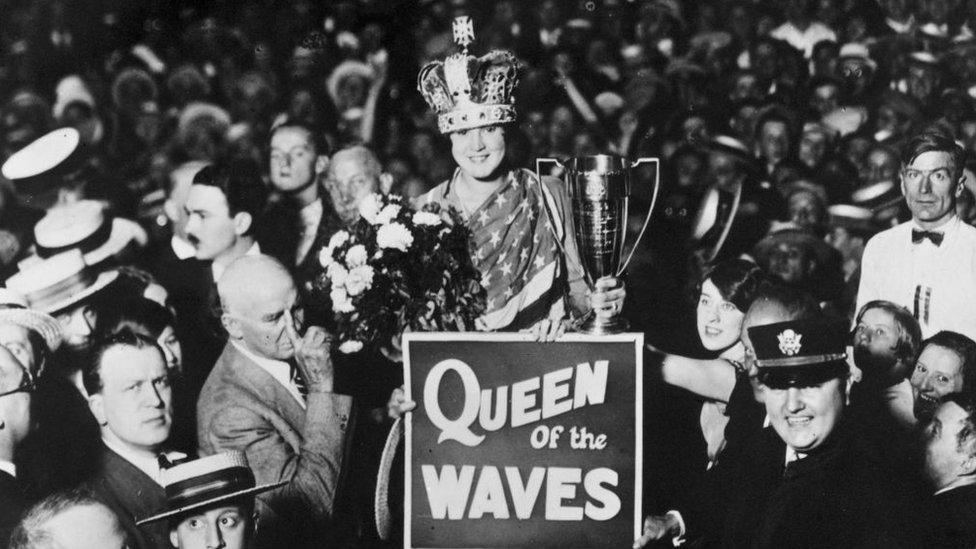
[{"x1": 403, "y1": 333, "x2": 643, "y2": 549}]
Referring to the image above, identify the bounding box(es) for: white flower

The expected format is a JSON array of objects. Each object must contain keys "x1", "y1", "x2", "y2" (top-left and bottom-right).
[
  {"x1": 328, "y1": 230, "x2": 350, "y2": 248},
  {"x1": 412, "y1": 211, "x2": 442, "y2": 226},
  {"x1": 344, "y1": 265, "x2": 375, "y2": 296},
  {"x1": 358, "y1": 194, "x2": 383, "y2": 223},
  {"x1": 376, "y1": 204, "x2": 401, "y2": 225},
  {"x1": 376, "y1": 222, "x2": 414, "y2": 251},
  {"x1": 339, "y1": 340, "x2": 364, "y2": 354},
  {"x1": 318, "y1": 246, "x2": 335, "y2": 268},
  {"x1": 330, "y1": 287, "x2": 355, "y2": 313},
  {"x1": 345, "y1": 244, "x2": 367, "y2": 267},
  {"x1": 327, "y1": 263, "x2": 349, "y2": 286}
]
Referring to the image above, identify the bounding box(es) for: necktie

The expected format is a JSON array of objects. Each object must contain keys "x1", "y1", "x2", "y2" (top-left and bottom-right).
[
  {"x1": 290, "y1": 361, "x2": 309, "y2": 400},
  {"x1": 912, "y1": 229, "x2": 944, "y2": 246}
]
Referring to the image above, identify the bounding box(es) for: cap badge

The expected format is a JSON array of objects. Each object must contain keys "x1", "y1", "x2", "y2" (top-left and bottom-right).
[{"x1": 777, "y1": 329, "x2": 802, "y2": 356}]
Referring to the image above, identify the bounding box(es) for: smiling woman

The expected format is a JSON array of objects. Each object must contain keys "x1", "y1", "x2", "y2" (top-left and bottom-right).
[{"x1": 415, "y1": 16, "x2": 625, "y2": 336}]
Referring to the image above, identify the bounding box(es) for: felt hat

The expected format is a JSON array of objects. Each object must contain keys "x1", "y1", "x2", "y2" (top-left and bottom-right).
[
  {"x1": 418, "y1": 16, "x2": 519, "y2": 134},
  {"x1": 838, "y1": 42, "x2": 877, "y2": 73},
  {"x1": 32, "y1": 201, "x2": 148, "y2": 267},
  {"x1": 5, "y1": 249, "x2": 118, "y2": 314},
  {"x1": 0, "y1": 288, "x2": 61, "y2": 352},
  {"x1": 0, "y1": 128, "x2": 85, "y2": 196},
  {"x1": 750, "y1": 317, "x2": 849, "y2": 389},
  {"x1": 137, "y1": 451, "x2": 286, "y2": 525},
  {"x1": 752, "y1": 226, "x2": 836, "y2": 270}
]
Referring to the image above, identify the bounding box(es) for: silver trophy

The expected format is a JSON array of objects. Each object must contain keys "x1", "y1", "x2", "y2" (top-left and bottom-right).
[{"x1": 536, "y1": 155, "x2": 660, "y2": 334}]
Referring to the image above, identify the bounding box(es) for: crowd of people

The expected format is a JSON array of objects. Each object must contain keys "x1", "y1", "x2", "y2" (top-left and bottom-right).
[{"x1": 0, "y1": 0, "x2": 974, "y2": 547}]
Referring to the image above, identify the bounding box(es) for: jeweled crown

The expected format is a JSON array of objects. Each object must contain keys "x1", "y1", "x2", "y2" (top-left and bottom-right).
[{"x1": 418, "y1": 16, "x2": 519, "y2": 134}]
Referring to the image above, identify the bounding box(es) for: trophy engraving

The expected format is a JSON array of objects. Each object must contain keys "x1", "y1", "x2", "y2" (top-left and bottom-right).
[{"x1": 536, "y1": 154, "x2": 660, "y2": 334}]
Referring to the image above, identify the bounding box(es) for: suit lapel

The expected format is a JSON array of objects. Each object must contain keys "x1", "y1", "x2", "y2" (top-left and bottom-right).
[
  {"x1": 99, "y1": 447, "x2": 166, "y2": 517},
  {"x1": 224, "y1": 344, "x2": 306, "y2": 428}
]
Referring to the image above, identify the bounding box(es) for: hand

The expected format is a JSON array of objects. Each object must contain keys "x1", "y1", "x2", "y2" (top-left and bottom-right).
[
  {"x1": 284, "y1": 310, "x2": 334, "y2": 393},
  {"x1": 589, "y1": 276, "x2": 626, "y2": 321},
  {"x1": 521, "y1": 317, "x2": 565, "y2": 342},
  {"x1": 387, "y1": 386, "x2": 416, "y2": 419},
  {"x1": 633, "y1": 514, "x2": 680, "y2": 548}
]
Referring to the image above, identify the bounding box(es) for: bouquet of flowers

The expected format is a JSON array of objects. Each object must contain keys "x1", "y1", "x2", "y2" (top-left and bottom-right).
[{"x1": 312, "y1": 193, "x2": 486, "y2": 355}]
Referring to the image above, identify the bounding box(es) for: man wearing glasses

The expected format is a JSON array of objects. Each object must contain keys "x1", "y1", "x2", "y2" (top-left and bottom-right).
[
  {"x1": 857, "y1": 127, "x2": 976, "y2": 340},
  {"x1": 0, "y1": 344, "x2": 40, "y2": 546}
]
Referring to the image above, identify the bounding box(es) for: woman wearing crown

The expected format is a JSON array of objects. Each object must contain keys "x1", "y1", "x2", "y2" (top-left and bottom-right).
[{"x1": 416, "y1": 17, "x2": 625, "y2": 336}]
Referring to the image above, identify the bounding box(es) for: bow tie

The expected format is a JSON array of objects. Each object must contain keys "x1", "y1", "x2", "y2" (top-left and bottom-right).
[{"x1": 912, "y1": 229, "x2": 944, "y2": 246}]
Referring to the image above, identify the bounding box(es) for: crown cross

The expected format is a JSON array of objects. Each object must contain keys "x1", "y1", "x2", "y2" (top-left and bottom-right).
[{"x1": 453, "y1": 16, "x2": 475, "y2": 53}]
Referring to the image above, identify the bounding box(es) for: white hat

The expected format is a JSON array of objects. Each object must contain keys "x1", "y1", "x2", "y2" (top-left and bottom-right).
[
  {"x1": 6, "y1": 250, "x2": 118, "y2": 314},
  {"x1": 52, "y1": 75, "x2": 96, "y2": 120},
  {"x1": 0, "y1": 128, "x2": 80, "y2": 193},
  {"x1": 0, "y1": 288, "x2": 62, "y2": 352},
  {"x1": 33, "y1": 201, "x2": 148, "y2": 267}
]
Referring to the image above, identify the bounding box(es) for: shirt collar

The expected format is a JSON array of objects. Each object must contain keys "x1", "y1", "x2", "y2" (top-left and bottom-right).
[
  {"x1": 0, "y1": 460, "x2": 16, "y2": 478},
  {"x1": 211, "y1": 241, "x2": 261, "y2": 282},
  {"x1": 170, "y1": 235, "x2": 196, "y2": 260},
  {"x1": 102, "y1": 437, "x2": 164, "y2": 485},
  {"x1": 910, "y1": 215, "x2": 960, "y2": 238},
  {"x1": 231, "y1": 341, "x2": 306, "y2": 408},
  {"x1": 300, "y1": 199, "x2": 323, "y2": 225}
]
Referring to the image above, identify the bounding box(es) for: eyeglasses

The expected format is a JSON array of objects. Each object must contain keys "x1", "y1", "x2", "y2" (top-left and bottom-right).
[
  {"x1": 0, "y1": 366, "x2": 35, "y2": 398},
  {"x1": 902, "y1": 167, "x2": 953, "y2": 185}
]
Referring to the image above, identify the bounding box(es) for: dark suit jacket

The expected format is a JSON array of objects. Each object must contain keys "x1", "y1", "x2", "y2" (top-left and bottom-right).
[
  {"x1": 87, "y1": 445, "x2": 169, "y2": 549},
  {"x1": 258, "y1": 195, "x2": 345, "y2": 328},
  {"x1": 929, "y1": 484, "x2": 976, "y2": 548},
  {"x1": 0, "y1": 469, "x2": 25, "y2": 546},
  {"x1": 197, "y1": 343, "x2": 353, "y2": 548},
  {"x1": 684, "y1": 420, "x2": 919, "y2": 548}
]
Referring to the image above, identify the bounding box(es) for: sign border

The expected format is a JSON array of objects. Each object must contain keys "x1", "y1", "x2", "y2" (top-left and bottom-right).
[{"x1": 402, "y1": 332, "x2": 644, "y2": 549}]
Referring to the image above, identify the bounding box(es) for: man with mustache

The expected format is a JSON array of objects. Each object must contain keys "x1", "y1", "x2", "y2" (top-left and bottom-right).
[
  {"x1": 857, "y1": 127, "x2": 976, "y2": 340},
  {"x1": 84, "y1": 329, "x2": 183, "y2": 549},
  {"x1": 911, "y1": 331, "x2": 976, "y2": 422}
]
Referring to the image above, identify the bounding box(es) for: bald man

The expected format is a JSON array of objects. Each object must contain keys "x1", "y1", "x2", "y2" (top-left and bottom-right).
[{"x1": 196, "y1": 255, "x2": 352, "y2": 548}]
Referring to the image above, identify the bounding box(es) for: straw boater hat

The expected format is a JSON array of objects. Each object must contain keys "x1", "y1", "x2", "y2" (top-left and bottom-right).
[
  {"x1": 137, "y1": 451, "x2": 286, "y2": 525},
  {"x1": 5, "y1": 249, "x2": 118, "y2": 314},
  {"x1": 32, "y1": 201, "x2": 148, "y2": 267},
  {"x1": 827, "y1": 204, "x2": 878, "y2": 237},
  {"x1": 691, "y1": 184, "x2": 742, "y2": 263},
  {"x1": 418, "y1": 16, "x2": 520, "y2": 134},
  {"x1": 0, "y1": 288, "x2": 62, "y2": 352},
  {"x1": 0, "y1": 127, "x2": 84, "y2": 197}
]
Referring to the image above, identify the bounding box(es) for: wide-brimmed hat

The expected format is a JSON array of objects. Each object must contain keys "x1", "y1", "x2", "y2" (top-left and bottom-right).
[
  {"x1": 851, "y1": 179, "x2": 903, "y2": 212},
  {"x1": 838, "y1": 42, "x2": 877, "y2": 74},
  {"x1": 137, "y1": 451, "x2": 286, "y2": 525},
  {"x1": 0, "y1": 288, "x2": 61, "y2": 352},
  {"x1": 691, "y1": 184, "x2": 742, "y2": 263},
  {"x1": 750, "y1": 317, "x2": 849, "y2": 388},
  {"x1": 5, "y1": 249, "x2": 118, "y2": 314},
  {"x1": 0, "y1": 128, "x2": 84, "y2": 196},
  {"x1": 698, "y1": 134, "x2": 758, "y2": 172},
  {"x1": 752, "y1": 226, "x2": 836, "y2": 268},
  {"x1": 827, "y1": 204, "x2": 878, "y2": 237},
  {"x1": 33, "y1": 201, "x2": 147, "y2": 267}
]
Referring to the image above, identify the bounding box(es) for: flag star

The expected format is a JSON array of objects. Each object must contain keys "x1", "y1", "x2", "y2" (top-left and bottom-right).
[
  {"x1": 505, "y1": 213, "x2": 516, "y2": 224},
  {"x1": 490, "y1": 230, "x2": 501, "y2": 246},
  {"x1": 511, "y1": 179, "x2": 520, "y2": 189},
  {"x1": 534, "y1": 255, "x2": 546, "y2": 268},
  {"x1": 527, "y1": 207, "x2": 536, "y2": 221},
  {"x1": 494, "y1": 194, "x2": 507, "y2": 207},
  {"x1": 500, "y1": 261, "x2": 512, "y2": 275},
  {"x1": 478, "y1": 209, "x2": 491, "y2": 225},
  {"x1": 534, "y1": 233, "x2": 541, "y2": 244},
  {"x1": 473, "y1": 248, "x2": 484, "y2": 261},
  {"x1": 481, "y1": 272, "x2": 492, "y2": 286},
  {"x1": 503, "y1": 287, "x2": 514, "y2": 298},
  {"x1": 520, "y1": 247, "x2": 529, "y2": 260}
]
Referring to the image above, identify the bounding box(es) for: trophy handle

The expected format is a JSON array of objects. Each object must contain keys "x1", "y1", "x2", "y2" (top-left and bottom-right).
[
  {"x1": 617, "y1": 157, "x2": 661, "y2": 277},
  {"x1": 535, "y1": 158, "x2": 564, "y2": 181}
]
